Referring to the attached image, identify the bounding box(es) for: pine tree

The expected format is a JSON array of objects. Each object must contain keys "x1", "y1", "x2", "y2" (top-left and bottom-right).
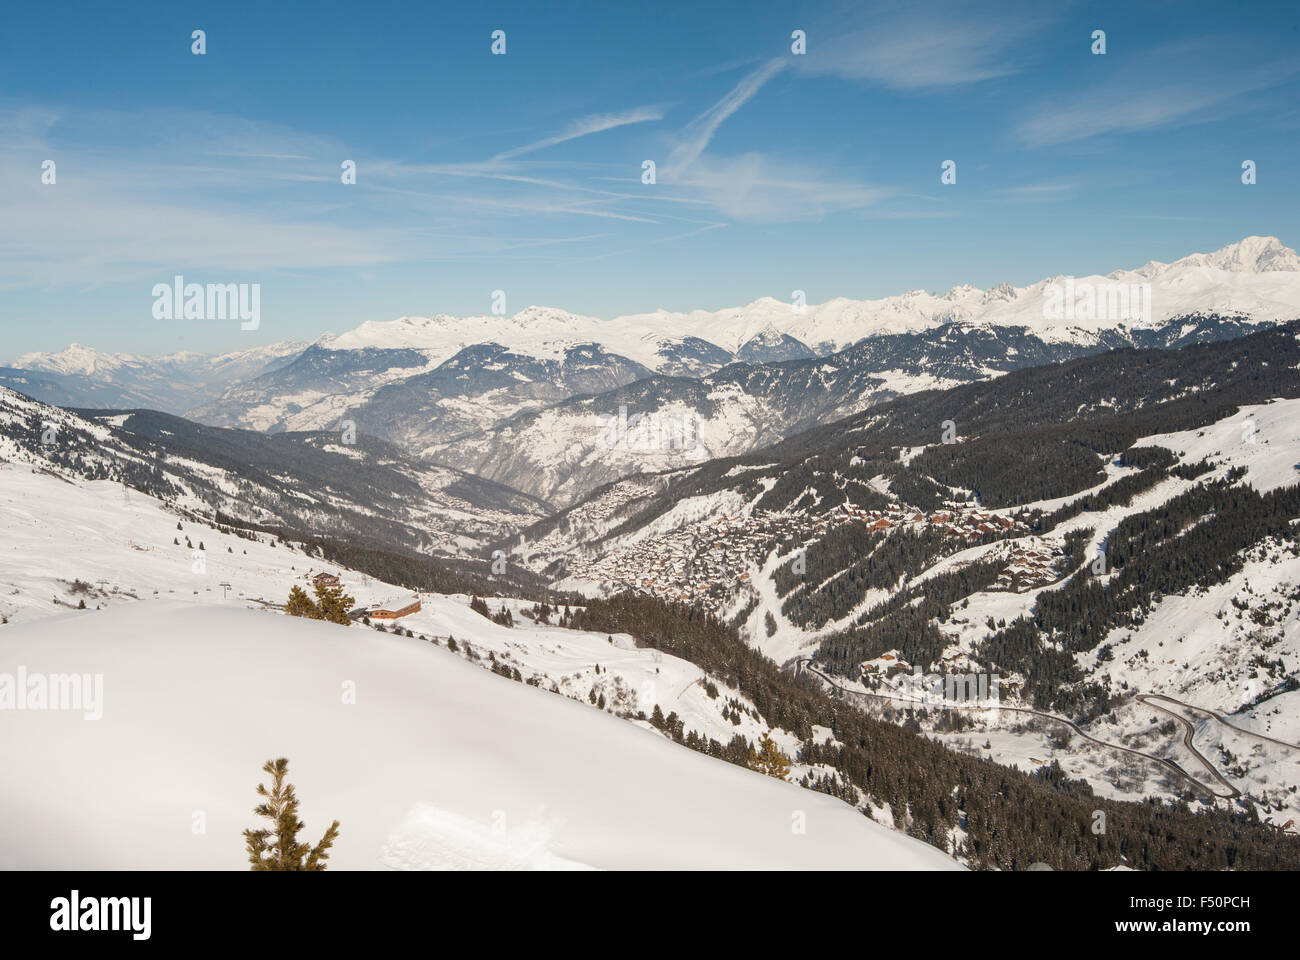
[
  {"x1": 243, "y1": 758, "x2": 340, "y2": 871},
  {"x1": 285, "y1": 585, "x2": 319, "y2": 619},
  {"x1": 312, "y1": 581, "x2": 356, "y2": 626},
  {"x1": 748, "y1": 733, "x2": 792, "y2": 781}
]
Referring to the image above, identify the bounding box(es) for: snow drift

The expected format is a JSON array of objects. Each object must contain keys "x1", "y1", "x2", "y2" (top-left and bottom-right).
[{"x1": 0, "y1": 603, "x2": 960, "y2": 870}]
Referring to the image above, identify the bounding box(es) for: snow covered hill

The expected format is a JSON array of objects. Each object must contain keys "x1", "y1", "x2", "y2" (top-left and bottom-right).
[
  {"x1": 0, "y1": 602, "x2": 959, "y2": 869},
  {"x1": 0, "y1": 462, "x2": 959, "y2": 869},
  {"x1": 0, "y1": 462, "x2": 838, "y2": 802},
  {"x1": 0, "y1": 386, "x2": 547, "y2": 556}
]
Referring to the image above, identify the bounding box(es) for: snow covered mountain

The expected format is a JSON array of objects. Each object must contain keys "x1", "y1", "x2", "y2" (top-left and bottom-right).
[
  {"x1": 423, "y1": 312, "x2": 1276, "y2": 506},
  {"x1": 192, "y1": 340, "x2": 655, "y2": 444},
  {"x1": 9, "y1": 238, "x2": 1299, "y2": 450},
  {"x1": 0, "y1": 386, "x2": 547, "y2": 556},
  {"x1": 1, "y1": 340, "x2": 306, "y2": 413},
  {"x1": 504, "y1": 324, "x2": 1300, "y2": 831},
  {"x1": 282, "y1": 235, "x2": 1300, "y2": 363},
  {"x1": 191, "y1": 236, "x2": 1300, "y2": 495}
]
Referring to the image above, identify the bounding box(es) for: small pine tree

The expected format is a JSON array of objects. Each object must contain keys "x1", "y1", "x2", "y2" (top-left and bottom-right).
[
  {"x1": 748, "y1": 733, "x2": 792, "y2": 781},
  {"x1": 312, "y1": 581, "x2": 356, "y2": 626},
  {"x1": 243, "y1": 758, "x2": 340, "y2": 871},
  {"x1": 285, "y1": 585, "x2": 319, "y2": 619},
  {"x1": 469, "y1": 595, "x2": 491, "y2": 619}
]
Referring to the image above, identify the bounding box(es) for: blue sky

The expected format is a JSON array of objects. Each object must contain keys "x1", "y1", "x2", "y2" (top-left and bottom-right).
[{"x1": 1, "y1": 0, "x2": 1298, "y2": 357}]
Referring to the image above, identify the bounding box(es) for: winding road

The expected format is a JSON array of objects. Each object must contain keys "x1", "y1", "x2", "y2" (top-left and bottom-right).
[{"x1": 792, "y1": 660, "x2": 1300, "y2": 802}]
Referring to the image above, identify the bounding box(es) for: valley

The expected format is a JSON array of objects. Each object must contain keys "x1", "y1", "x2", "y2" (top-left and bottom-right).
[{"x1": 5, "y1": 236, "x2": 1300, "y2": 872}]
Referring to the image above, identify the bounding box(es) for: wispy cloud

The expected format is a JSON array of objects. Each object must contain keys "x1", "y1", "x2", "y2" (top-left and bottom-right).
[
  {"x1": 663, "y1": 59, "x2": 787, "y2": 181},
  {"x1": 0, "y1": 99, "x2": 736, "y2": 291},
  {"x1": 675, "y1": 154, "x2": 888, "y2": 222},
  {"x1": 995, "y1": 182, "x2": 1080, "y2": 202},
  {"x1": 794, "y1": 3, "x2": 1053, "y2": 90},
  {"x1": 1014, "y1": 51, "x2": 1298, "y2": 147},
  {"x1": 494, "y1": 107, "x2": 662, "y2": 160}
]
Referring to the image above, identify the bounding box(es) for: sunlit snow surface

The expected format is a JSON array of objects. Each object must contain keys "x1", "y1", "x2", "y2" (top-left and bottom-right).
[{"x1": 0, "y1": 603, "x2": 959, "y2": 870}]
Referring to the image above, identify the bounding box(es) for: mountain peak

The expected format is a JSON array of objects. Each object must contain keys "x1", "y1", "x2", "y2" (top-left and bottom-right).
[
  {"x1": 1198, "y1": 236, "x2": 1299, "y2": 273},
  {"x1": 509, "y1": 305, "x2": 592, "y2": 327},
  {"x1": 1136, "y1": 236, "x2": 1300, "y2": 277},
  {"x1": 13, "y1": 342, "x2": 132, "y2": 376}
]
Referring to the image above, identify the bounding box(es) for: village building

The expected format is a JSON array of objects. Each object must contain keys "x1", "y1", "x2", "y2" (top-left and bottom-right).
[{"x1": 369, "y1": 595, "x2": 422, "y2": 620}]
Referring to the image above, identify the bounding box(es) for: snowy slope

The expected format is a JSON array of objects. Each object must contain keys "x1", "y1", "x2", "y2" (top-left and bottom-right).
[
  {"x1": 505, "y1": 369, "x2": 1300, "y2": 824},
  {"x1": 1131, "y1": 396, "x2": 1300, "y2": 493},
  {"x1": 0, "y1": 602, "x2": 960, "y2": 870},
  {"x1": 0, "y1": 386, "x2": 547, "y2": 555},
  {"x1": 0, "y1": 463, "x2": 789, "y2": 768},
  {"x1": 0, "y1": 463, "x2": 969, "y2": 863}
]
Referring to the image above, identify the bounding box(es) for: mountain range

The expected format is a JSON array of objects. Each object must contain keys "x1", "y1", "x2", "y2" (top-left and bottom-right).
[{"x1": 6, "y1": 236, "x2": 1300, "y2": 512}]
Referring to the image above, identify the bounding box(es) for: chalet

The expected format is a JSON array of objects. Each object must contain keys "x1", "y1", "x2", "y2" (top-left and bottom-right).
[
  {"x1": 872, "y1": 518, "x2": 892, "y2": 531},
  {"x1": 312, "y1": 572, "x2": 340, "y2": 587},
  {"x1": 369, "y1": 595, "x2": 421, "y2": 620}
]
